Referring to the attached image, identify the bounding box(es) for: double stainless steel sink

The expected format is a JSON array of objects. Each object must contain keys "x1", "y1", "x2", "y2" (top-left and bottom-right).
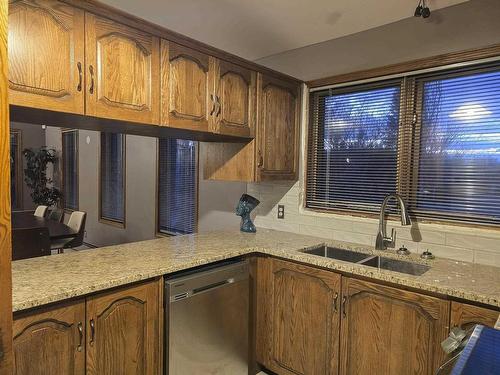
[{"x1": 303, "y1": 245, "x2": 430, "y2": 276}]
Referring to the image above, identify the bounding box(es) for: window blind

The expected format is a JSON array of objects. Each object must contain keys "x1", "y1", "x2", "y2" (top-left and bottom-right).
[
  {"x1": 158, "y1": 138, "x2": 197, "y2": 235},
  {"x1": 307, "y1": 81, "x2": 402, "y2": 213},
  {"x1": 409, "y1": 65, "x2": 500, "y2": 224},
  {"x1": 100, "y1": 132, "x2": 125, "y2": 223},
  {"x1": 62, "y1": 130, "x2": 78, "y2": 211}
]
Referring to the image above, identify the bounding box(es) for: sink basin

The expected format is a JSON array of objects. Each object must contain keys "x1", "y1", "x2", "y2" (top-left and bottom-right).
[
  {"x1": 360, "y1": 256, "x2": 430, "y2": 276},
  {"x1": 303, "y1": 245, "x2": 372, "y2": 263}
]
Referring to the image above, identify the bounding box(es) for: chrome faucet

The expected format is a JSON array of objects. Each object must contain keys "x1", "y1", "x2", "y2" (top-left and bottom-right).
[{"x1": 375, "y1": 193, "x2": 412, "y2": 250}]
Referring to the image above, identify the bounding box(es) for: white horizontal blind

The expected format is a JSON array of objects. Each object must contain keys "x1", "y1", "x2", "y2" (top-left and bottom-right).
[
  {"x1": 409, "y1": 65, "x2": 500, "y2": 224},
  {"x1": 100, "y1": 132, "x2": 125, "y2": 223},
  {"x1": 307, "y1": 81, "x2": 402, "y2": 213},
  {"x1": 158, "y1": 138, "x2": 198, "y2": 235}
]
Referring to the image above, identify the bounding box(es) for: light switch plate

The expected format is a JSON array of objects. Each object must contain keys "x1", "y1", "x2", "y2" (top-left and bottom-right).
[{"x1": 277, "y1": 205, "x2": 285, "y2": 219}]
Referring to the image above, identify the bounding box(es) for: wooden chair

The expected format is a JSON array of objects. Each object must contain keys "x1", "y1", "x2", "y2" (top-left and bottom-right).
[
  {"x1": 48, "y1": 208, "x2": 64, "y2": 223},
  {"x1": 51, "y1": 211, "x2": 86, "y2": 253},
  {"x1": 33, "y1": 205, "x2": 48, "y2": 217},
  {"x1": 12, "y1": 227, "x2": 51, "y2": 261}
]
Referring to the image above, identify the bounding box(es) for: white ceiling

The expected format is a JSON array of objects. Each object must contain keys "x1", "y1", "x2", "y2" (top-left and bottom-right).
[{"x1": 101, "y1": 0, "x2": 468, "y2": 61}]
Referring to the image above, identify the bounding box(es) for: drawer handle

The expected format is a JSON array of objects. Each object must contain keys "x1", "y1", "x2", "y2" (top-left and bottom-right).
[
  {"x1": 77, "y1": 322, "x2": 83, "y2": 352},
  {"x1": 342, "y1": 296, "x2": 347, "y2": 319},
  {"x1": 257, "y1": 150, "x2": 263, "y2": 168},
  {"x1": 89, "y1": 65, "x2": 95, "y2": 94},
  {"x1": 333, "y1": 292, "x2": 339, "y2": 313},
  {"x1": 77, "y1": 62, "x2": 82, "y2": 92},
  {"x1": 215, "y1": 95, "x2": 221, "y2": 117},
  {"x1": 89, "y1": 319, "x2": 95, "y2": 346},
  {"x1": 210, "y1": 94, "x2": 216, "y2": 116}
]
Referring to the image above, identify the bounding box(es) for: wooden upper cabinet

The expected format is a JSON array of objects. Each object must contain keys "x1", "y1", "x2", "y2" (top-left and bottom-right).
[
  {"x1": 8, "y1": 0, "x2": 85, "y2": 114},
  {"x1": 212, "y1": 60, "x2": 256, "y2": 137},
  {"x1": 257, "y1": 74, "x2": 299, "y2": 181},
  {"x1": 340, "y1": 278, "x2": 450, "y2": 375},
  {"x1": 86, "y1": 280, "x2": 160, "y2": 375},
  {"x1": 257, "y1": 258, "x2": 341, "y2": 375},
  {"x1": 450, "y1": 302, "x2": 499, "y2": 331},
  {"x1": 85, "y1": 13, "x2": 160, "y2": 124},
  {"x1": 160, "y1": 40, "x2": 214, "y2": 132},
  {"x1": 13, "y1": 301, "x2": 85, "y2": 375}
]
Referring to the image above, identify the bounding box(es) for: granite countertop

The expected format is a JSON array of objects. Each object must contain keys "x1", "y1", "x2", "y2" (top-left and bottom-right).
[{"x1": 12, "y1": 229, "x2": 500, "y2": 312}]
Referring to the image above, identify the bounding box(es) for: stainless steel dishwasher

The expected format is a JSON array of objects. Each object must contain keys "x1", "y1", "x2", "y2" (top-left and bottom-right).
[{"x1": 165, "y1": 260, "x2": 249, "y2": 375}]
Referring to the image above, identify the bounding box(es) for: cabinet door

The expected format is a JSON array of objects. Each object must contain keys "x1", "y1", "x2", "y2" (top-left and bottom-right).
[
  {"x1": 340, "y1": 278, "x2": 450, "y2": 375},
  {"x1": 85, "y1": 13, "x2": 160, "y2": 124},
  {"x1": 213, "y1": 60, "x2": 256, "y2": 137},
  {"x1": 12, "y1": 301, "x2": 85, "y2": 375},
  {"x1": 86, "y1": 280, "x2": 161, "y2": 375},
  {"x1": 257, "y1": 258, "x2": 341, "y2": 375},
  {"x1": 160, "y1": 40, "x2": 213, "y2": 132},
  {"x1": 450, "y1": 302, "x2": 499, "y2": 330},
  {"x1": 257, "y1": 74, "x2": 299, "y2": 181},
  {"x1": 8, "y1": 0, "x2": 84, "y2": 114}
]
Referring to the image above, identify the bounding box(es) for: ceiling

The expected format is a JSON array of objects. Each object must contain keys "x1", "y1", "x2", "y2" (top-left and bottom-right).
[{"x1": 101, "y1": 0, "x2": 468, "y2": 61}]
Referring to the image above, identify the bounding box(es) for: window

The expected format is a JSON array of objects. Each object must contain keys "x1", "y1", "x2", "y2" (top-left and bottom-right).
[
  {"x1": 307, "y1": 62, "x2": 500, "y2": 226},
  {"x1": 100, "y1": 132, "x2": 125, "y2": 225},
  {"x1": 62, "y1": 129, "x2": 78, "y2": 211},
  {"x1": 10, "y1": 130, "x2": 22, "y2": 210},
  {"x1": 410, "y1": 67, "x2": 500, "y2": 224},
  {"x1": 307, "y1": 82, "x2": 401, "y2": 213},
  {"x1": 157, "y1": 138, "x2": 198, "y2": 235}
]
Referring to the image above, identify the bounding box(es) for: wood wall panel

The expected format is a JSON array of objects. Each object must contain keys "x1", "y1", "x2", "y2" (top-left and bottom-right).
[{"x1": 0, "y1": 0, "x2": 13, "y2": 372}]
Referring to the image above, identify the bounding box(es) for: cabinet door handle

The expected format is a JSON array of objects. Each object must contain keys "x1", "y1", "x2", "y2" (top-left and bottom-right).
[
  {"x1": 89, "y1": 319, "x2": 95, "y2": 346},
  {"x1": 333, "y1": 292, "x2": 339, "y2": 313},
  {"x1": 342, "y1": 296, "x2": 347, "y2": 319},
  {"x1": 77, "y1": 62, "x2": 82, "y2": 92},
  {"x1": 215, "y1": 95, "x2": 221, "y2": 117},
  {"x1": 77, "y1": 322, "x2": 83, "y2": 352},
  {"x1": 89, "y1": 65, "x2": 95, "y2": 94},
  {"x1": 257, "y1": 150, "x2": 263, "y2": 168},
  {"x1": 210, "y1": 94, "x2": 216, "y2": 116}
]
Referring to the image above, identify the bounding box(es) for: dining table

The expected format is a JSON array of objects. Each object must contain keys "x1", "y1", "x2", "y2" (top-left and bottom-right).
[{"x1": 11, "y1": 211, "x2": 77, "y2": 240}]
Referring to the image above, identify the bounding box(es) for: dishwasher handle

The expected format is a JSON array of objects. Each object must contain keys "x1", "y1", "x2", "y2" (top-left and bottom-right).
[{"x1": 170, "y1": 277, "x2": 236, "y2": 302}]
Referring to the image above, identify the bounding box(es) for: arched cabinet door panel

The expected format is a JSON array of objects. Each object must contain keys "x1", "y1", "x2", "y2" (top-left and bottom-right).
[
  {"x1": 85, "y1": 280, "x2": 160, "y2": 375},
  {"x1": 257, "y1": 74, "x2": 299, "y2": 181},
  {"x1": 340, "y1": 278, "x2": 449, "y2": 375},
  {"x1": 85, "y1": 13, "x2": 159, "y2": 124},
  {"x1": 160, "y1": 40, "x2": 213, "y2": 132},
  {"x1": 213, "y1": 59, "x2": 256, "y2": 137},
  {"x1": 12, "y1": 301, "x2": 85, "y2": 375},
  {"x1": 8, "y1": 0, "x2": 84, "y2": 113}
]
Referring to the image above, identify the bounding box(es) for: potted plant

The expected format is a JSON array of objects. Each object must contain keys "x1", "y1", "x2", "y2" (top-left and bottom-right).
[{"x1": 23, "y1": 147, "x2": 62, "y2": 207}]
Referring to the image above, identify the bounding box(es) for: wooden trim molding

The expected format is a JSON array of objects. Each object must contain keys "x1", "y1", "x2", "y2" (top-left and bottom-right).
[
  {"x1": 307, "y1": 43, "x2": 500, "y2": 88},
  {"x1": 0, "y1": 0, "x2": 13, "y2": 371}
]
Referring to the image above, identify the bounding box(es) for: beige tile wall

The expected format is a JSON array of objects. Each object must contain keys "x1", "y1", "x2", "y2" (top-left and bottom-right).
[{"x1": 248, "y1": 180, "x2": 500, "y2": 266}]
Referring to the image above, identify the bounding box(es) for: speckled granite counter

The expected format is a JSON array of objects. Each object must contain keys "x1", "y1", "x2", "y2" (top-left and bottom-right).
[{"x1": 12, "y1": 229, "x2": 500, "y2": 312}]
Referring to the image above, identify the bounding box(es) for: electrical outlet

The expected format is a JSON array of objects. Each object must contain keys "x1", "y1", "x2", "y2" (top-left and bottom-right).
[{"x1": 277, "y1": 205, "x2": 285, "y2": 219}]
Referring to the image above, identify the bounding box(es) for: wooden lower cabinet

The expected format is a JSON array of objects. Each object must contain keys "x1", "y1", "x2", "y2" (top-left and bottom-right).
[
  {"x1": 256, "y1": 257, "x2": 341, "y2": 375},
  {"x1": 13, "y1": 300, "x2": 86, "y2": 375},
  {"x1": 340, "y1": 277, "x2": 450, "y2": 375},
  {"x1": 12, "y1": 279, "x2": 162, "y2": 375},
  {"x1": 450, "y1": 301, "x2": 499, "y2": 331}
]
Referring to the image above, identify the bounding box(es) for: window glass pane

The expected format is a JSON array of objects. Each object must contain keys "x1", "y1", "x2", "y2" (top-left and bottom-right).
[
  {"x1": 307, "y1": 84, "x2": 401, "y2": 212},
  {"x1": 10, "y1": 132, "x2": 18, "y2": 209},
  {"x1": 158, "y1": 139, "x2": 197, "y2": 235},
  {"x1": 416, "y1": 69, "x2": 500, "y2": 222},
  {"x1": 100, "y1": 133, "x2": 125, "y2": 223},
  {"x1": 62, "y1": 130, "x2": 78, "y2": 210}
]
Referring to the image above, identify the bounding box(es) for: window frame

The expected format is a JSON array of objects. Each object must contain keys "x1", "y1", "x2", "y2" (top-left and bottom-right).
[
  {"x1": 61, "y1": 129, "x2": 79, "y2": 212},
  {"x1": 155, "y1": 138, "x2": 199, "y2": 237},
  {"x1": 305, "y1": 60, "x2": 500, "y2": 229},
  {"x1": 10, "y1": 129, "x2": 23, "y2": 210},
  {"x1": 99, "y1": 132, "x2": 126, "y2": 228}
]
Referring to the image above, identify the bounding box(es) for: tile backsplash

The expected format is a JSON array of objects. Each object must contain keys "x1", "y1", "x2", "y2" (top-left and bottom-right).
[{"x1": 248, "y1": 181, "x2": 500, "y2": 267}]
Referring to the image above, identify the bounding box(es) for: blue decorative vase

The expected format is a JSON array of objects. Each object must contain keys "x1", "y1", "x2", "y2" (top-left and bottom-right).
[{"x1": 236, "y1": 194, "x2": 260, "y2": 233}]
